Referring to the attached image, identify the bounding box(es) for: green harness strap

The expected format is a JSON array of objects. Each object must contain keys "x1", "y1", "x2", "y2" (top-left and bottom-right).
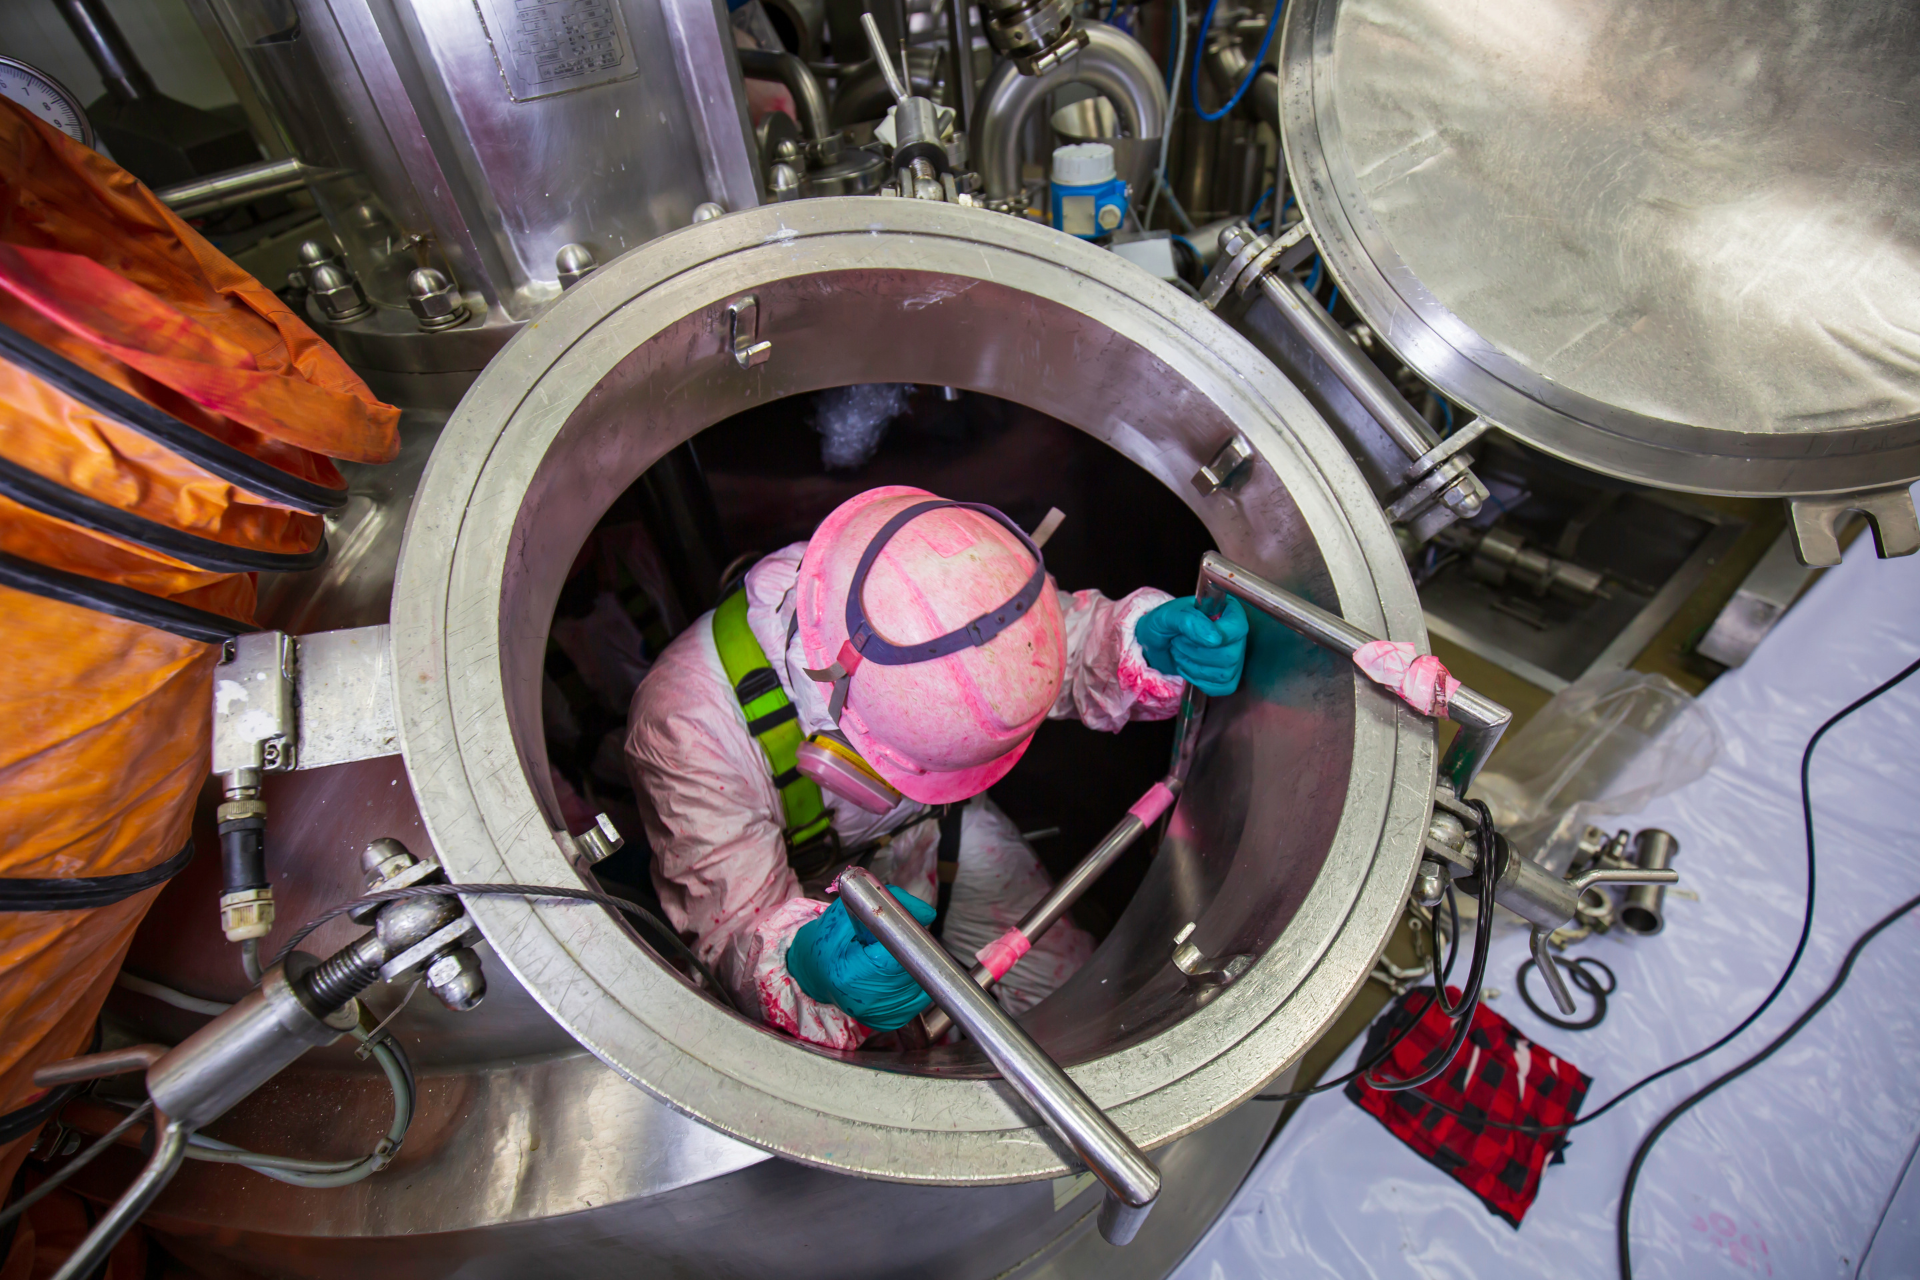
[{"x1": 711, "y1": 589, "x2": 833, "y2": 849}]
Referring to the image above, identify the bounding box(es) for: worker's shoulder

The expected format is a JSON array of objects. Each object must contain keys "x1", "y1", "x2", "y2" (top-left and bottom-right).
[{"x1": 631, "y1": 610, "x2": 730, "y2": 713}]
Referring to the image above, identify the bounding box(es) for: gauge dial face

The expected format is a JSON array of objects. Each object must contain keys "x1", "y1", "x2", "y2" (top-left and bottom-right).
[{"x1": 0, "y1": 57, "x2": 94, "y2": 149}]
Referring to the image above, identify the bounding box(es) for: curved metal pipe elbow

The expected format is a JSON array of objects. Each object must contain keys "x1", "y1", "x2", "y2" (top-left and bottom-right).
[
  {"x1": 1204, "y1": 34, "x2": 1280, "y2": 134},
  {"x1": 737, "y1": 47, "x2": 833, "y2": 143},
  {"x1": 971, "y1": 20, "x2": 1168, "y2": 200}
]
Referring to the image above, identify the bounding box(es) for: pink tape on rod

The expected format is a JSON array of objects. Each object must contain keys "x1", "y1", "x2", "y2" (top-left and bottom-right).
[
  {"x1": 1351, "y1": 640, "x2": 1460, "y2": 717},
  {"x1": 1128, "y1": 781, "x2": 1176, "y2": 826},
  {"x1": 975, "y1": 928, "x2": 1032, "y2": 980}
]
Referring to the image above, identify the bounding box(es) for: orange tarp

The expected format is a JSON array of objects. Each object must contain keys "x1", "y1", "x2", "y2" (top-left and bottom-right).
[{"x1": 0, "y1": 96, "x2": 399, "y2": 1272}]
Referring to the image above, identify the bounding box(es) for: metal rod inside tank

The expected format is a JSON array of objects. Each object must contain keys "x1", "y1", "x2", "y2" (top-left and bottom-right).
[{"x1": 837, "y1": 868, "x2": 1161, "y2": 1245}]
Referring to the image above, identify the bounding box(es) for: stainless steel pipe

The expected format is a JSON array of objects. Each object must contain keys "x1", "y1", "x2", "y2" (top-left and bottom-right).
[
  {"x1": 1195, "y1": 552, "x2": 1511, "y2": 789},
  {"x1": 155, "y1": 158, "x2": 331, "y2": 219},
  {"x1": 972, "y1": 20, "x2": 1167, "y2": 199},
  {"x1": 737, "y1": 49, "x2": 834, "y2": 143},
  {"x1": 837, "y1": 868, "x2": 1161, "y2": 1245},
  {"x1": 1620, "y1": 830, "x2": 1680, "y2": 936},
  {"x1": 48, "y1": 1117, "x2": 188, "y2": 1280},
  {"x1": 918, "y1": 776, "x2": 1177, "y2": 1040}
]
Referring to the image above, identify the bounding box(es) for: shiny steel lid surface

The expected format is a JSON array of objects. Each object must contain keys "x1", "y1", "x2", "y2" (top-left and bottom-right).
[{"x1": 1280, "y1": 0, "x2": 1920, "y2": 495}]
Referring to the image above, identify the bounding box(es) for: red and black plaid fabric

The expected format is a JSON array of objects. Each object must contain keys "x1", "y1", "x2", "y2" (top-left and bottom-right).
[{"x1": 1345, "y1": 987, "x2": 1590, "y2": 1228}]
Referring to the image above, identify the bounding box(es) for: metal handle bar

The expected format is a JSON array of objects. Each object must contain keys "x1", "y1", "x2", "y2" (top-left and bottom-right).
[
  {"x1": 1571, "y1": 867, "x2": 1679, "y2": 894},
  {"x1": 1195, "y1": 552, "x2": 1511, "y2": 791},
  {"x1": 918, "y1": 776, "x2": 1175, "y2": 1041},
  {"x1": 837, "y1": 868, "x2": 1161, "y2": 1245},
  {"x1": 49, "y1": 1117, "x2": 189, "y2": 1280}
]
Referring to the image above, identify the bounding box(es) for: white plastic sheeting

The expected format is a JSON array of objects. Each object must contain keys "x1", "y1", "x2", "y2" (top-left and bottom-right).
[{"x1": 1172, "y1": 531, "x2": 1920, "y2": 1279}]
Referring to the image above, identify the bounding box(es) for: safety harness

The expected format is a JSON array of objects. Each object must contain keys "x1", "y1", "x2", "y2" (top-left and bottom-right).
[
  {"x1": 713, "y1": 588, "x2": 834, "y2": 859},
  {"x1": 711, "y1": 587, "x2": 962, "y2": 932}
]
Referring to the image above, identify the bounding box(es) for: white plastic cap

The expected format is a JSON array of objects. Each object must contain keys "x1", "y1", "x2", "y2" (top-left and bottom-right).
[{"x1": 1051, "y1": 142, "x2": 1117, "y2": 187}]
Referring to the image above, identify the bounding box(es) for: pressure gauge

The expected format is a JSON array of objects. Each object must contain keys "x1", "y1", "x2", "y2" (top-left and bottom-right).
[{"x1": 0, "y1": 57, "x2": 94, "y2": 150}]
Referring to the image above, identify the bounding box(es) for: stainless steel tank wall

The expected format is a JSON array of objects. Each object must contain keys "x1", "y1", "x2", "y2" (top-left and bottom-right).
[
  {"x1": 99, "y1": 197, "x2": 1437, "y2": 1276},
  {"x1": 191, "y1": 0, "x2": 761, "y2": 322},
  {"x1": 391, "y1": 196, "x2": 1435, "y2": 1183}
]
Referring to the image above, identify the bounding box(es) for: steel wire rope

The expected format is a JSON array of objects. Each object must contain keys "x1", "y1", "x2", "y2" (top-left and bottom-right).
[
  {"x1": 268, "y1": 882, "x2": 737, "y2": 1014},
  {"x1": 93, "y1": 972, "x2": 416, "y2": 1188}
]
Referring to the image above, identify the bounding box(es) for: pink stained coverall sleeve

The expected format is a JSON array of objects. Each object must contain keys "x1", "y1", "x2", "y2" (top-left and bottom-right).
[
  {"x1": 625, "y1": 550, "x2": 1187, "y2": 1047},
  {"x1": 1051, "y1": 585, "x2": 1187, "y2": 728}
]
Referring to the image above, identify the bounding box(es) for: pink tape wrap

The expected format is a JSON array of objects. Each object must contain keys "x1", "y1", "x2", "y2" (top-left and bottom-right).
[
  {"x1": 1351, "y1": 640, "x2": 1461, "y2": 717},
  {"x1": 1128, "y1": 781, "x2": 1176, "y2": 826},
  {"x1": 975, "y1": 928, "x2": 1032, "y2": 980}
]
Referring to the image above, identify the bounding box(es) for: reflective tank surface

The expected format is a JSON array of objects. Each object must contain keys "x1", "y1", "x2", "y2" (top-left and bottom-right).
[
  {"x1": 101, "y1": 197, "x2": 1437, "y2": 1278},
  {"x1": 1282, "y1": 0, "x2": 1920, "y2": 495},
  {"x1": 393, "y1": 196, "x2": 1436, "y2": 1183}
]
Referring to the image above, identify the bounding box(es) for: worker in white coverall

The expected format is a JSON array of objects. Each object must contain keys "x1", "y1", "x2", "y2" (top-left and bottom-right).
[{"x1": 625, "y1": 485, "x2": 1249, "y2": 1047}]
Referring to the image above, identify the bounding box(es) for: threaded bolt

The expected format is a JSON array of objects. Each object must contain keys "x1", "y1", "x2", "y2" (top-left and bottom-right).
[{"x1": 298, "y1": 934, "x2": 385, "y2": 1015}]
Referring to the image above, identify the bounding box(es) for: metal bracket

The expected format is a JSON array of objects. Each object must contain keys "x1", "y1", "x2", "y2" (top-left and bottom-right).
[
  {"x1": 1786, "y1": 485, "x2": 1920, "y2": 567},
  {"x1": 576, "y1": 812, "x2": 626, "y2": 864},
  {"x1": 211, "y1": 625, "x2": 398, "y2": 779},
  {"x1": 1401, "y1": 416, "x2": 1493, "y2": 485},
  {"x1": 727, "y1": 295, "x2": 772, "y2": 369},
  {"x1": 212, "y1": 633, "x2": 297, "y2": 775},
  {"x1": 1171, "y1": 923, "x2": 1253, "y2": 987},
  {"x1": 1191, "y1": 433, "x2": 1255, "y2": 496},
  {"x1": 379, "y1": 915, "x2": 481, "y2": 984},
  {"x1": 1201, "y1": 221, "x2": 1310, "y2": 311}
]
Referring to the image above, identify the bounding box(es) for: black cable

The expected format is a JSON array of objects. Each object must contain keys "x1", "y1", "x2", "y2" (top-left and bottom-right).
[
  {"x1": 0, "y1": 551, "x2": 247, "y2": 643},
  {"x1": 0, "y1": 454, "x2": 328, "y2": 574},
  {"x1": 1362, "y1": 802, "x2": 1499, "y2": 1092},
  {"x1": 1442, "y1": 883, "x2": 1460, "y2": 986},
  {"x1": 1366, "y1": 654, "x2": 1920, "y2": 1145},
  {"x1": 267, "y1": 882, "x2": 737, "y2": 1014},
  {"x1": 1619, "y1": 889, "x2": 1920, "y2": 1278},
  {"x1": 0, "y1": 319, "x2": 348, "y2": 514},
  {"x1": 0, "y1": 838, "x2": 194, "y2": 912},
  {"x1": 1615, "y1": 654, "x2": 1920, "y2": 1278},
  {"x1": 1256, "y1": 811, "x2": 1496, "y2": 1104},
  {"x1": 1431, "y1": 880, "x2": 1467, "y2": 1015},
  {"x1": 1288, "y1": 651, "x2": 1920, "y2": 1279},
  {"x1": 0, "y1": 1101, "x2": 154, "y2": 1231}
]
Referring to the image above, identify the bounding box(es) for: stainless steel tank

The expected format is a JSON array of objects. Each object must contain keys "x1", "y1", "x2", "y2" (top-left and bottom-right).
[
  {"x1": 185, "y1": 0, "x2": 761, "y2": 391},
  {"x1": 107, "y1": 198, "x2": 1437, "y2": 1277}
]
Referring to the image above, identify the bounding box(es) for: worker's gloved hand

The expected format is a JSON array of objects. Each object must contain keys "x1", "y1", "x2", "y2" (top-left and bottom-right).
[
  {"x1": 1136, "y1": 595, "x2": 1249, "y2": 697},
  {"x1": 786, "y1": 888, "x2": 938, "y2": 1030}
]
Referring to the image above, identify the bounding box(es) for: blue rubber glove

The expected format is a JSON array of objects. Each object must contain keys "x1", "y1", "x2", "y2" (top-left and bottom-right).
[
  {"x1": 786, "y1": 888, "x2": 938, "y2": 1030},
  {"x1": 1135, "y1": 595, "x2": 1249, "y2": 697}
]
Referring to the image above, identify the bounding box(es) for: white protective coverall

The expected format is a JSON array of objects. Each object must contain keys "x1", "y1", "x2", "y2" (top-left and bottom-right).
[{"x1": 625, "y1": 544, "x2": 1185, "y2": 1048}]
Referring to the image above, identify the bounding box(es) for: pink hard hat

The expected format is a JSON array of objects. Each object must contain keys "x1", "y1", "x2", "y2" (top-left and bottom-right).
[{"x1": 795, "y1": 486, "x2": 1066, "y2": 804}]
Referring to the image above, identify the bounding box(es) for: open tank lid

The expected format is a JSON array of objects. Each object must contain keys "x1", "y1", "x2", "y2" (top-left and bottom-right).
[{"x1": 1280, "y1": 0, "x2": 1920, "y2": 498}]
